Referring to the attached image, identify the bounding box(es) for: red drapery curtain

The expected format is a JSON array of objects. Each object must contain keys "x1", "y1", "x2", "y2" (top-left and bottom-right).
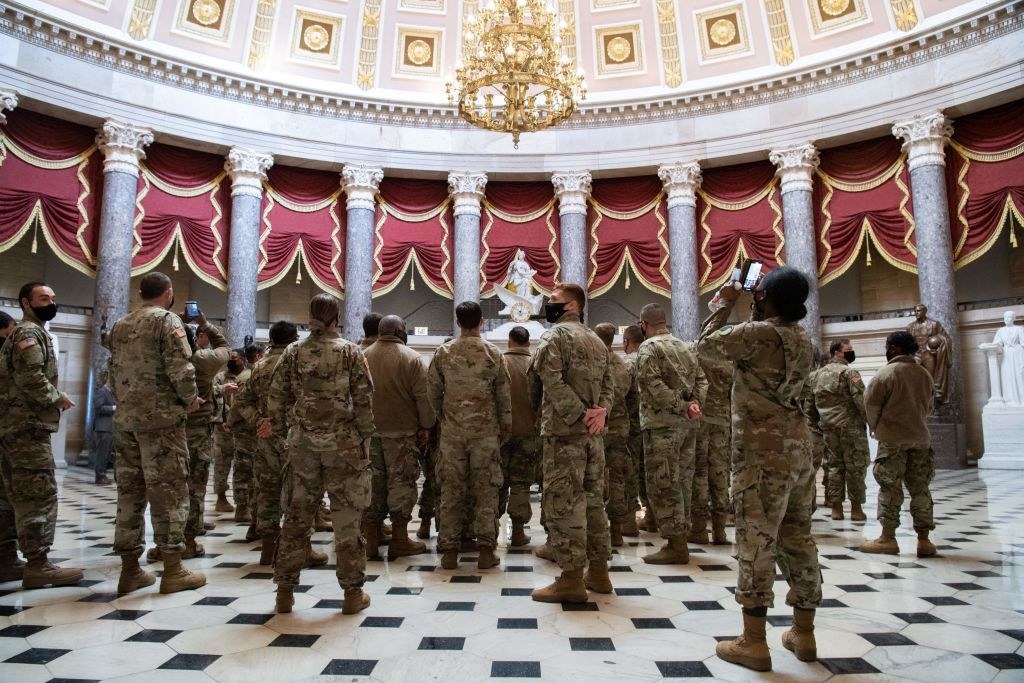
[
  {"x1": 135, "y1": 143, "x2": 230, "y2": 287},
  {"x1": 0, "y1": 109, "x2": 102, "y2": 275},
  {"x1": 697, "y1": 162, "x2": 781, "y2": 293},
  {"x1": 814, "y1": 137, "x2": 914, "y2": 284},
  {"x1": 375, "y1": 178, "x2": 452, "y2": 297},
  {"x1": 946, "y1": 100, "x2": 1024, "y2": 266},
  {"x1": 260, "y1": 166, "x2": 346, "y2": 296},
  {"x1": 589, "y1": 176, "x2": 669, "y2": 296},
  {"x1": 481, "y1": 181, "x2": 558, "y2": 295}
]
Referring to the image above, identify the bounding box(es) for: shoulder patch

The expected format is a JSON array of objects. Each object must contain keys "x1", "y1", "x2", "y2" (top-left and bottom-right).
[
  {"x1": 18, "y1": 338, "x2": 37, "y2": 350},
  {"x1": 175, "y1": 327, "x2": 186, "y2": 338},
  {"x1": 851, "y1": 371, "x2": 863, "y2": 384}
]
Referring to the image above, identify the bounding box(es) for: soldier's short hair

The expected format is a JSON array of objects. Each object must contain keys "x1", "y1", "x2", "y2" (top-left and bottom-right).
[
  {"x1": 508, "y1": 326, "x2": 530, "y2": 346},
  {"x1": 552, "y1": 282, "x2": 586, "y2": 313},
  {"x1": 17, "y1": 281, "x2": 47, "y2": 309},
  {"x1": 640, "y1": 303, "x2": 666, "y2": 325},
  {"x1": 0, "y1": 310, "x2": 14, "y2": 333},
  {"x1": 829, "y1": 339, "x2": 851, "y2": 357},
  {"x1": 594, "y1": 322, "x2": 616, "y2": 347},
  {"x1": 184, "y1": 324, "x2": 198, "y2": 355},
  {"x1": 378, "y1": 315, "x2": 405, "y2": 337},
  {"x1": 244, "y1": 344, "x2": 262, "y2": 363},
  {"x1": 455, "y1": 301, "x2": 483, "y2": 329},
  {"x1": 362, "y1": 312, "x2": 383, "y2": 338},
  {"x1": 139, "y1": 272, "x2": 173, "y2": 300},
  {"x1": 269, "y1": 320, "x2": 298, "y2": 346},
  {"x1": 759, "y1": 267, "x2": 808, "y2": 323},
  {"x1": 623, "y1": 324, "x2": 644, "y2": 344},
  {"x1": 309, "y1": 293, "x2": 341, "y2": 329},
  {"x1": 886, "y1": 330, "x2": 919, "y2": 356}
]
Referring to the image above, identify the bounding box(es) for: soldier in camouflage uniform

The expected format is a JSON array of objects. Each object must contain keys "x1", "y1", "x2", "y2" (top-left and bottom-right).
[
  {"x1": 693, "y1": 303, "x2": 734, "y2": 545},
  {"x1": 234, "y1": 321, "x2": 299, "y2": 565},
  {"x1": 427, "y1": 301, "x2": 511, "y2": 571},
  {"x1": 0, "y1": 282, "x2": 83, "y2": 589},
  {"x1": 593, "y1": 323, "x2": 632, "y2": 548},
  {"x1": 0, "y1": 311, "x2": 25, "y2": 582},
  {"x1": 363, "y1": 315, "x2": 434, "y2": 560},
  {"x1": 635, "y1": 304, "x2": 707, "y2": 565},
  {"x1": 270, "y1": 294, "x2": 374, "y2": 615},
  {"x1": 227, "y1": 347, "x2": 259, "y2": 530},
  {"x1": 621, "y1": 324, "x2": 644, "y2": 536},
  {"x1": 212, "y1": 351, "x2": 243, "y2": 513},
  {"x1": 498, "y1": 326, "x2": 540, "y2": 547},
  {"x1": 703, "y1": 267, "x2": 822, "y2": 672},
  {"x1": 106, "y1": 272, "x2": 206, "y2": 595},
  {"x1": 860, "y1": 330, "x2": 937, "y2": 558},
  {"x1": 528, "y1": 284, "x2": 614, "y2": 603},
  {"x1": 801, "y1": 349, "x2": 828, "y2": 510}
]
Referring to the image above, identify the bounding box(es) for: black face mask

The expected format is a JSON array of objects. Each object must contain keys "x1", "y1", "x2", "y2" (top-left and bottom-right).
[
  {"x1": 843, "y1": 350, "x2": 856, "y2": 364},
  {"x1": 545, "y1": 301, "x2": 567, "y2": 323},
  {"x1": 750, "y1": 294, "x2": 766, "y2": 322},
  {"x1": 32, "y1": 303, "x2": 58, "y2": 322},
  {"x1": 227, "y1": 360, "x2": 243, "y2": 374}
]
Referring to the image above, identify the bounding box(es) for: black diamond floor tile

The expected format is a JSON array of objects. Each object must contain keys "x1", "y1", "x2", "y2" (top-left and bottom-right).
[
  {"x1": 99, "y1": 609, "x2": 150, "y2": 620},
  {"x1": 838, "y1": 584, "x2": 877, "y2": 592},
  {"x1": 974, "y1": 653, "x2": 1024, "y2": 669},
  {"x1": 655, "y1": 661, "x2": 713, "y2": 677},
  {"x1": 228, "y1": 613, "x2": 274, "y2": 624},
  {"x1": 159, "y1": 653, "x2": 220, "y2": 670},
  {"x1": 999, "y1": 629, "x2": 1024, "y2": 642},
  {"x1": 437, "y1": 601, "x2": 475, "y2": 611},
  {"x1": 860, "y1": 632, "x2": 916, "y2": 646},
  {"x1": 418, "y1": 636, "x2": 465, "y2": 650},
  {"x1": 5, "y1": 647, "x2": 71, "y2": 664},
  {"x1": 387, "y1": 587, "x2": 423, "y2": 595},
  {"x1": 500, "y1": 588, "x2": 533, "y2": 596},
  {"x1": 314, "y1": 599, "x2": 344, "y2": 609},
  {"x1": 818, "y1": 658, "x2": 882, "y2": 675},
  {"x1": 659, "y1": 575, "x2": 694, "y2": 583},
  {"x1": 893, "y1": 612, "x2": 945, "y2": 624},
  {"x1": 491, "y1": 660, "x2": 541, "y2": 678},
  {"x1": 321, "y1": 659, "x2": 377, "y2": 675},
  {"x1": 945, "y1": 582, "x2": 986, "y2": 591},
  {"x1": 194, "y1": 596, "x2": 235, "y2": 606},
  {"x1": 504, "y1": 565, "x2": 533, "y2": 572},
  {"x1": 561, "y1": 602, "x2": 598, "y2": 611},
  {"x1": 632, "y1": 618, "x2": 674, "y2": 629},
  {"x1": 614, "y1": 587, "x2": 650, "y2": 596},
  {"x1": 923, "y1": 596, "x2": 968, "y2": 606},
  {"x1": 497, "y1": 618, "x2": 538, "y2": 629},
  {"x1": 449, "y1": 575, "x2": 481, "y2": 583},
  {"x1": 126, "y1": 629, "x2": 180, "y2": 643},
  {"x1": 767, "y1": 615, "x2": 794, "y2": 627},
  {"x1": 569, "y1": 637, "x2": 615, "y2": 651},
  {"x1": 361, "y1": 616, "x2": 404, "y2": 628},
  {"x1": 269, "y1": 634, "x2": 320, "y2": 647},
  {"x1": 0, "y1": 624, "x2": 50, "y2": 637},
  {"x1": 683, "y1": 601, "x2": 723, "y2": 611}
]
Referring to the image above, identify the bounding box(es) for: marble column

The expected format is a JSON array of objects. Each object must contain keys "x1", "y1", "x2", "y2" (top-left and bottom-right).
[
  {"x1": 552, "y1": 171, "x2": 592, "y2": 288},
  {"x1": 448, "y1": 172, "x2": 488, "y2": 314},
  {"x1": 225, "y1": 148, "x2": 273, "y2": 348},
  {"x1": 770, "y1": 143, "x2": 822, "y2": 349},
  {"x1": 658, "y1": 162, "x2": 702, "y2": 340},
  {"x1": 893, "y1": 111, "x2": 964, "y2": 423},
  {"x1": 342, "y1": 165, "x2": 383, "y2": 342}
]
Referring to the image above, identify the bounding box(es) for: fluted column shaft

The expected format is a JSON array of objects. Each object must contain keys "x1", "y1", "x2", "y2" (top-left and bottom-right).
[
  {"x1": 448, "y1": 172, "x2": 487, "y2": 313},
  {"x1": 225, "y1": 149, "x2": 273, "y2": 347},
  {"x1": 770, "y1": 143, "x2": 822, "y2": 348},
  {"x1": 659, "y1": 163, "x2": 702, "y2": 340},
  {"x1": 342, "y1": 165, "x2": 383, "y2": 341},
  {"x1": 552, "y1": 171, "x2": 592, "y2": 288}
]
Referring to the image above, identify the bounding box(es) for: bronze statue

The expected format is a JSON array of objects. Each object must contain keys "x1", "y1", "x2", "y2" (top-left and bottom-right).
[{"x1": 905, "y1": 303, "x2": 952, "y2": 403}]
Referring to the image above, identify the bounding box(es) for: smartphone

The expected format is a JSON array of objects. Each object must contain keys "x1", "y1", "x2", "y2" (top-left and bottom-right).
[
  {"x1": 184, "y1": 301, "x2": 200, "y2": 319},
  {"x1": 739, "y1": 260, "x2": 764, "y2": 291}
]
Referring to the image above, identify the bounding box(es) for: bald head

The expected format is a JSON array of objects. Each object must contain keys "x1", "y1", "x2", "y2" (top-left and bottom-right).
[{"x1": 378, "y1": 314, "x2": 405, "y2": 337}]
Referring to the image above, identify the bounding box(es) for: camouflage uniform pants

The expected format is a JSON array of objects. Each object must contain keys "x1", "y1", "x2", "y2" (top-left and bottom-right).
[
  {"x1": 873, "y1": 443, "x2": 934, "y2": 532},
  {"x1": 274, "y1": 446, "x2": 370, "y2": 589},
  {"x1": 732, "y1": 445, "x2": 822, "y2": 610},
  {"x1": 364, "y1": 435, "x2": 421, "y2": 526},
  {"x1": 436, "y1": 432, "x2": 501, "y2": 552},
  {"x1": 824, "y1": 426, "x2": 870, "y2": 505},
  {"x1": 808, "y1": 428, "x2": 827, "y2": 501},
  {"x1": 0, "y1": 469, "x2": 15, "y2": 555},
  {"x1": 0, "y1": 429, "x2": 57, "y2": 561},
  {"x1": 626, "y1": 431, "x2": 643, "y2": 514},
  {"x1": 184, "y1": 422, "x2": 214, "y2": 538},
  {"x1": 542, "y1": 433, "x2": 610, "y2": 572},
  {"x1": 603, "y1": 431, "x2": 631, "y2": 524},
  {"x1": 643, "y1": 426, "x2": 697, "y2": 539},
  {"x1": 417, "y1": 442, "x2": 437, "y2": 520},
  {"x1": 113, "y1": 424, "x2": 190, "y2": 555},
  {"x1": 498, "y1": 435, "x2": 540, "y2": 524},
  {"x1": 232, "y1": 436, "x2": 257, "y2": 515},
  {"x1": 254, "y1": 433, "x2": 287, "y2": 537},
  {"x1": 213, "y1": 427, "x2": 233, "y2": 495},
  {"x1": 692, "y1": 420, "x2": 731, "y2": 521}
]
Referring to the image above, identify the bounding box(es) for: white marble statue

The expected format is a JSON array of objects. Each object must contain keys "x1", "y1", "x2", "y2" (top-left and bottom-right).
[
  {"x1": 493, "y1": 249, "x2": 544, "y2": 321},
  {"x1": 993, "y1": 310, "x2": 1024, "y2": 405}
]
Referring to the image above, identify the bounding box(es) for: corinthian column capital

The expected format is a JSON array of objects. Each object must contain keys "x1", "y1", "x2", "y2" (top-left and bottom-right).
[
  {"x1": 0, "y1": 90, "x2": 18, "y2": 124},
  {"x1": 552, "y1": 171, "x2": 592, "y2": 215},
  {"x1": 658, "y1": 162, "x2": 703, "y2": 208},
  {"x1": 97, "y1": 120, "x2": 154, "y2": 177},
  {"x1": 892, "y1": 111, "x2": 954, "y2": 170},
  {"x1": 225, "y1": 148, "x2": 274, "y2": 198},
  {"x1": 341, "y1": 165, "x2": 383, "y2": 211},
  {"x1": 769, "y1": 143, "x2": 820, "y2": 194},
  {"x1": 448, "y1": 171, "x2": 488, "y2": 217}
]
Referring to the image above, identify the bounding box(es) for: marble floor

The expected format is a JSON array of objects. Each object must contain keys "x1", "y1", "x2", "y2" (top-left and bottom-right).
[{"x1": 0, "y1": 468, "x2": 1022, "y2": 682}]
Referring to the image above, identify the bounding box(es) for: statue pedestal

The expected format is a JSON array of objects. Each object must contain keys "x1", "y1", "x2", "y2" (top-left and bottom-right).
[
  {"x1": 979, "y1": 404, "x2": 1024, "y2": 469},
  {"x1": 928, "y1": 419, "x2": 967, "y2": 469},
  {"x1": 485, "y1": 320, "x2": 548, "y2": 343}
]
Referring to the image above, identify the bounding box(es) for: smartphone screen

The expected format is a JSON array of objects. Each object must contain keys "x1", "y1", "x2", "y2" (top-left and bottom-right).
[
  {"x1": 742, "y1": 261, "x2": 763, "y2": 291},
  {"x1": 185, "y1": 301, "x2": 200, "y2": 318}
]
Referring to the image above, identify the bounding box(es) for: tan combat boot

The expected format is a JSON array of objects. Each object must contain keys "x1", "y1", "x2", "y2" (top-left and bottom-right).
[
  {"x1": 363, "y1": 520, "x2": 381, "y2": 560},
  {"x1": 609, "y1": 522, "x2": 623, "y2": 548},
  {"x1": 159, "y1": 550, "x2": 206, "y2": 594},
  {"x1": 916, "y1": 529, "x2": 937, "y2": 558},
  {"x1": 830, "y1": 503, "x2": 844, "y2": 520},
  {"x1": 304, "y1": 540, "x2": 328, "y2": 567},
  {"x1": 146, "y1": 546, "x2": 162, "y2": 563},
  {"x1": 0, "y1": 545, "x2": 24, "y2": 582},
  {"x1": 477, "y1": 546, "x2": 500, "y2": 570},
  {"x1": 716, "y1": 609, "x2": 772, "y2": 671},
  {"x1": 416, "y1": 515, "x2": 433, "y2": 540},
  {"x1": 342, "y1": 587, "x2": 371, "y2": 614},
  {"x1": 583, "y1": 561, "x2": 613, "y2": 594},
  {"x1": 688, "y1": 515, "x2": 709, "y2": 544},
  {"x1": 534, "y1": 540, "x2": 556, "y2": 562},
  {"x1": 181, "y1": 538, "x2": 204, "y2": 559},
  {"x1": 315, "y1": 502, "x2": 333, "y2": 532},
  {"x1": 510, "y1": 519, "x2": 530, "y2": 547},
  {"x1": 642, "y1": 508, "x2": 659, "y2": 533},
  {"x1": 850, "y1": 502, "x2": 867, "y2": 522},
  {"x1": 117, "y1": 552, "x2": 155, "y2": 595},
  {"x1": 440, "y1": 550, "x2": 459, "y2": 569},
  {"x1": 22, "y1": 556, "x2": 83, "y2": 589},
  {"x1": 711, "y1": 513, "x2": 729, "y2": 545},
  {"x1": 215, "y1": 493, "x2": 234, "y2": 513},
  {"x1": 782, "y1": 607, "x2": 817, "y2": 662},
  {"x1": 621, "y1": 515, "x2": 640, "y2": 537},
  {"x1": 643, "y1": 536, "x2": 690, "y2": 565},
  {"x1": 259, "y1": 534, "x2": 278, "y2": 566},
  {"x1": 531, "y1": 569, "x2": 588, "y2": 603},
  {"x1": 388, "y1": 522, "x2": 427, "y2": 560},
  {"x1": 275, "y1": 586, "x2": 294, "y2": 614},
  {"x1": 860, "y1": 525, "x2": 899, "y2": 555}
]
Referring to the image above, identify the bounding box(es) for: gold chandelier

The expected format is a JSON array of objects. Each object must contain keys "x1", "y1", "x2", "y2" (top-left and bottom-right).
[{"x1": 445, "y1": 0, "x2": 587, "y2": 149}]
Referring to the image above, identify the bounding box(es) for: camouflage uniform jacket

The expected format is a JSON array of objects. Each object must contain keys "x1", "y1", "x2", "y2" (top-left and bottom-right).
[
  {"x1": 105, "y1": 304, "x2": 198, "y2": 431},
  {"x1": 186, "y1": 322, "x2": 230, "y2": 424},
  {"x1": 702, "y1": 314, "x2": 813, "y2": 454},
  {"x1": 864, "y1": 355, "x2": 933, "y2": 445},
  {"x1": 696, "y1": 305, "x2": 735, "y2": 427},
  {"x1": 427, "y1": 331, "x2": 512, "y2": 436},
  {"x1": 0, "y1": 320, "x2": 64, "y2": 434},
  {"x1": 210, "y1": 368, "x2": 239, "y2": 425},
  {"x1": 364, "y1": 334, "x2": 434, "y2": 436},
  {"x1": 233, "y1": 346, "x2": 287, "y2": 437},
  {"x1": 268, "y1": 330, "x2": 374, "y2": 451},
  {"x1": 527, "y1": 314, "x2": 613, "y2": 437},
  {"x1": 227, "y1": 366, "x2": 257, "y2": 449},
  {"x1": 800, "y1": 367, "x2": 824, "y2": 441},
  {"x1": 624, "y1": 353, "x2": 642, "y2": 439},
  {"x1": 810, "y1": 359, "x2": 867, "y2": 430},
  {"x1": 606, "y1": 349, "x2": 631, "y2": 437},
  {"x1": 504, "y1": 349, "x2": 538, "y2": 437},
  {"x1": 635, "y1": 329, "x2": 708, "y2": 431}
]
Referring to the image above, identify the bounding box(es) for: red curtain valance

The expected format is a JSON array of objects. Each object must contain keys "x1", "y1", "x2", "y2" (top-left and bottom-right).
[
  {"x1": 482, "y1": 181, "x2": 558, "y2": 295},
  {"x1": 375, "y1": 178, "x2": 452, "y2": 297}
]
